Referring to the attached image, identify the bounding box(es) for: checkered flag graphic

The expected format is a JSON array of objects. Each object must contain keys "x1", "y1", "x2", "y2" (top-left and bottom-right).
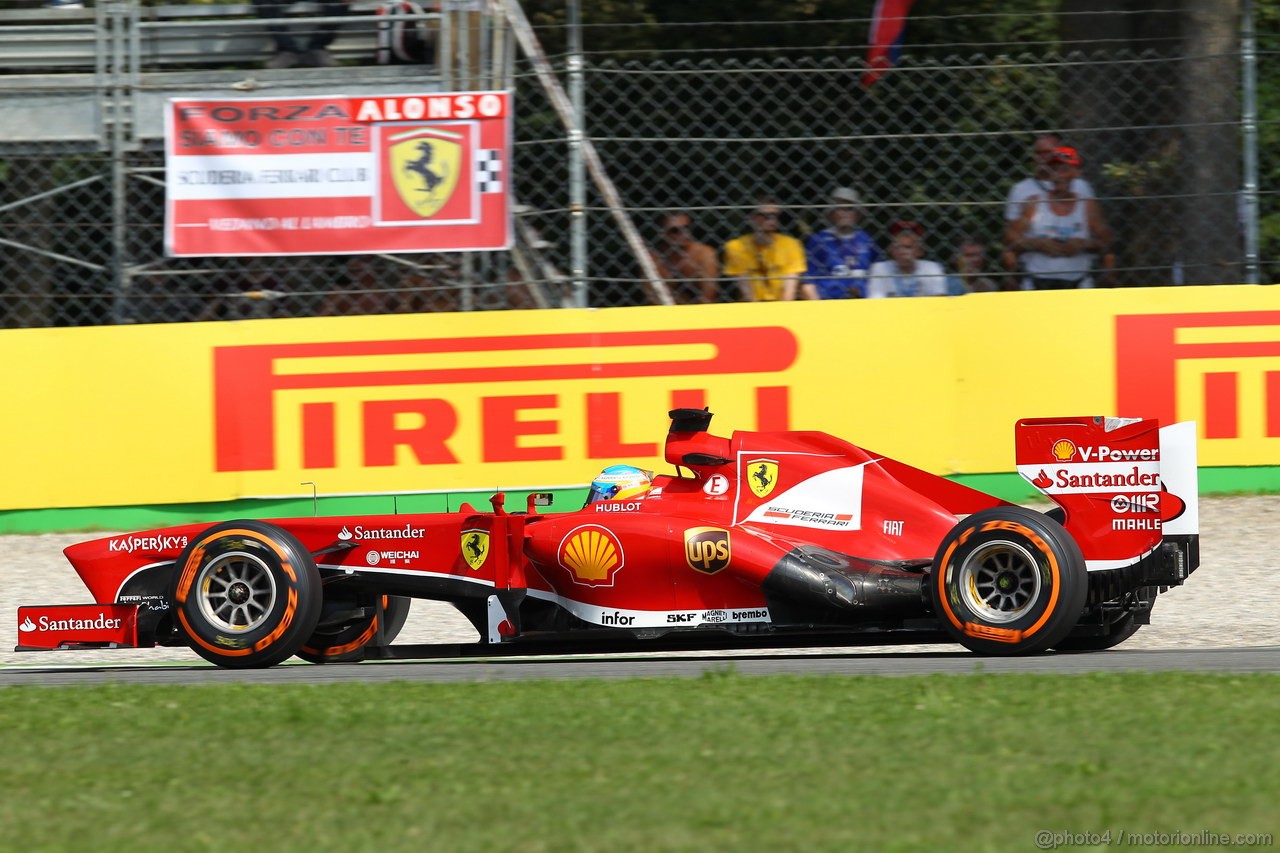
[{"x1": 475, "y1": 149, "x2": 503, "y2": 193}]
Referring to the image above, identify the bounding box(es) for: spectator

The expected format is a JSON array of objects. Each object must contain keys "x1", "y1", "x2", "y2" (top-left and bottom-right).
[
  {"x1": 722, "y1": 196, "x2": 809, "y2": 302},
  {"x1": 865, "y1": 220, "x2": 948, "y2": 298},
  {"x1": 803, "y1": 186, "x2": 883, "y2": 299},
  {"x1": 649, "y1": 210, "x2": 720, "y2": 304},
  {"x1": 253, "y1": 0, "x2": 350, "y2": 69},
  {"x1": 1003, "y1": 146, "x2": 1114, "y2": 290},
  {"x1": 945, "y1": 235, "x2": 1002, "y2": 294},
  {"x1": 1005, "y1": 132, "x2": 1095, "y2": 224}
]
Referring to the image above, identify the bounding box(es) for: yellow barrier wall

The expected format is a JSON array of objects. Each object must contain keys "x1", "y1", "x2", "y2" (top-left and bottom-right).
[{"x1": 2, "y1": 285, "x2": 1278, "y2": 511}]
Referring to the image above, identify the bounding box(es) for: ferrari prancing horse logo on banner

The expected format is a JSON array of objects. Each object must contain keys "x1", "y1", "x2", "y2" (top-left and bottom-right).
[
  {"x1": 747, "y1": 459, "x2": 779, "y2": 498},
  {"x1": 390, "y1": 127, "x2": 462, "y2": 218}
]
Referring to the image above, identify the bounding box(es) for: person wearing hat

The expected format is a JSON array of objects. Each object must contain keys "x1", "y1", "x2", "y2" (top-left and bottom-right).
[
  {"x1": 1004, "y1": 133, "x2": 1095, "y2": 224},
  {"x1": 802, "y1": 187, "x2": 884, "y2": 299},
  {"x1": 1003, "y1": 146, "x2": 1114, "y2": 290},
  {"x1": 865, "y1": 220, "x2": 948, "y2": 298}
]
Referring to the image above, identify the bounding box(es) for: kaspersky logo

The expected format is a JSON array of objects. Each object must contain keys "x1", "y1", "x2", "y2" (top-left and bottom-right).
[{"x1": 558, "y1": 525, "x2": 624, "y2": 587}]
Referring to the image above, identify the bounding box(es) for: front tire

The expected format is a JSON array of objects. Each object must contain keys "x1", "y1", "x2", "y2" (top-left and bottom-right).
[
  {"x1": 170, "y1": 520, "x2": 322, "y2": 669},
  {"x1": 931, "y1": 506, "x2": 1087, "y2": 655}
]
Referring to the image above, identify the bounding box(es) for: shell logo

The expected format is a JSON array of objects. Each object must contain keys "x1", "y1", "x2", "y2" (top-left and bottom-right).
[
  {"x1": 1051, "y1": 439, "x2": 1076, "y2": 462},
  {"x1": 558, "y1": 525, "x2": 624, "y2": 587}
]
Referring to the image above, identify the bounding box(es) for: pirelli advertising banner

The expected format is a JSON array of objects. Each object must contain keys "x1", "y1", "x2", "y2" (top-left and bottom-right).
[
  {"x1": 1, "y1": 285, "x2": 1279, "y2": 511},
  {"x1": 164, "y1": 91, "x2": 512, "y2": 256}
]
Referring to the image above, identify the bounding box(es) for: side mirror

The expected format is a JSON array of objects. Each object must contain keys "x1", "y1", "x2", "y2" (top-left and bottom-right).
[{"x1": 527, "y1": 492, "x2": 554, "y2": 512}]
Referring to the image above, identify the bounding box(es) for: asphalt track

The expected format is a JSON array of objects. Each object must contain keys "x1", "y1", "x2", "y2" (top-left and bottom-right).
[{"x1": 3, "y1": 645, "x2": 1278, "y2": 688}]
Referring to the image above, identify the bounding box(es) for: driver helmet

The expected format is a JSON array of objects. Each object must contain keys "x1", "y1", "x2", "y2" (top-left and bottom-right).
[{"x1": 585, "y1": 465, "x2": 654, "y2": 506}]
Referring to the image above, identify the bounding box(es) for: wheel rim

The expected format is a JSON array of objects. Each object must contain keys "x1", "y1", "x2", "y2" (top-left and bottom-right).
[
  {"x1": 195, "y1": 550, "x2": 278, "y2": 632},
  {"x1": 957, "y1": 540, "x2": 1042, "y2": 624}
]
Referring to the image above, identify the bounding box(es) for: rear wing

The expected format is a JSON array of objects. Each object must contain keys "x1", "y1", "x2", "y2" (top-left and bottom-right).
[{"x1": 1015, "y1": 417, "x2": 1199, "y2": 573}]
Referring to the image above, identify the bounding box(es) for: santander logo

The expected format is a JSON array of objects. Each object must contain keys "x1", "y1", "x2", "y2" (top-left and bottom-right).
[
  {"x1": 338, "y1": 524, "x2": 424, "y2": 541},
  {"x1": 19, "y1": 617, "x2": 36, "y2": 632}
]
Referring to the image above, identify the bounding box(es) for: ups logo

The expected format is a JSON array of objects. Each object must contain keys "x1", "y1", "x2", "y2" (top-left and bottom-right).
[{"x1": 684, "y1": 527, "x2": 730, "y2": 574}]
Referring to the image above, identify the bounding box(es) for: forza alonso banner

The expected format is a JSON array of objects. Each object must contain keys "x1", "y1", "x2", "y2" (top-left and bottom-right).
[
  {"x1": 164, "y1": 92, "x2": 512, "y2": 256},
  {"x1": 0, "y1": 285, "x2": 1278, "y2": 511}
]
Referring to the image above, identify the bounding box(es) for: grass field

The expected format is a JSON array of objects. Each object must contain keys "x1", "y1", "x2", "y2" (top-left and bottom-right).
[{"x1": 2, "y1": 672, "x2": 1277, "y2": 851}]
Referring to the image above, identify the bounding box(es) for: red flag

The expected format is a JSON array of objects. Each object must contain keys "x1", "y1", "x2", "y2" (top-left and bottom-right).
[{"x1": 863, "y1": 0, "x2": 916, "y2": 88}]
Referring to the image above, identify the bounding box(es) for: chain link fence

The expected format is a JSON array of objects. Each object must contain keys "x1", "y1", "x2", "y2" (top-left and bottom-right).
[{"x1": 0, "y1": 4, "x2": 1273, "y2": 327}]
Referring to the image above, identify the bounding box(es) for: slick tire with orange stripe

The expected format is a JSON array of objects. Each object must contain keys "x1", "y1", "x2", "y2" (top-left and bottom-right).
[
  {"x1": 169, "y1": 520, "x2": 323, "y2": 669},
  {"x1": 930, "y1": 506, "x2": 1087, "y2": 655},
  {"x1": 296, "y1": 595, "x2": 411, "y2": 664}
]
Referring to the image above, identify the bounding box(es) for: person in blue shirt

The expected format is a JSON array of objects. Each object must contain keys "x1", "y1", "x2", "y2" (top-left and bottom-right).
[{"x1": 802, "y1": 186, "x2": 883, "y2": 299}]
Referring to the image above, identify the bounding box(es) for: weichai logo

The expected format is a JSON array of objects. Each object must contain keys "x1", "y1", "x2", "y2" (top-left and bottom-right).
[
  {"x1": 213, "y1": 328, "x2": 798, "y2": 472},
  {"x1": 1116, "y1": 311, "x2": 1280, "y2": 441}
]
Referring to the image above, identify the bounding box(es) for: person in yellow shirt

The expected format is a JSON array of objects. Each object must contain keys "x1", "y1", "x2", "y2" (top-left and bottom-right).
[{"x1": 722, "y1": 197, "x2": 811, "y2": 301}]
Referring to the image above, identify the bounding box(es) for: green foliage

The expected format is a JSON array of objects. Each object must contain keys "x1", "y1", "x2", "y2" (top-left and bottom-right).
[
  {"x1": 521, "y1": 0, "x2": 1060, "y2": 57},
  {"x1": 1254, "y1": 1, "x2": 1280, "y2": 281}
]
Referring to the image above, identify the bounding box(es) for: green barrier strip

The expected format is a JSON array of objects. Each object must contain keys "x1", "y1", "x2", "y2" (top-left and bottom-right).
[
  {"x1": 0, "y1": 490, "x2": 590, "y2": 536},
  {"x1": 1, "y1": 469, "x2": 1276, "y2": 535}
]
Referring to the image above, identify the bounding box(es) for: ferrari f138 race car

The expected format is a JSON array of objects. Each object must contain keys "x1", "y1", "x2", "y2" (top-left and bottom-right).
[{"x1": 16, "y1": 409, "x2": 1199, "y2": 668}]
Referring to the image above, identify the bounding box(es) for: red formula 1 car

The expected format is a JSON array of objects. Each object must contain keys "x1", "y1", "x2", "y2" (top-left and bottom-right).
[{"x1": 16, "y1": 409, "x2": 1200, "y2": 668}]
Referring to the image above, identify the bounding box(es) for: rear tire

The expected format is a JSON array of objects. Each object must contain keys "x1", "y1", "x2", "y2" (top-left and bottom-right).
[
  {"x1": 296, "y1": 595, "x2": 412, "y2": 664},
  {"x1": 931, "y1": 506, "x2": 1087, "y2": 655},
  {"x1": 170, "y1": 520, "x2": 322, "y2": 669}
]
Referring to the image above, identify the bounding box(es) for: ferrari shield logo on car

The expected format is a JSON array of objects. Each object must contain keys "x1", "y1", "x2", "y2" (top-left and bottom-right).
[
  {"x1": 558, "y1": 525, "x2": 624, "y2": 587},
  {"x1": 389, "y1": 127, "x2": 463, "y2": 218},
  {"x1": 461, "y1": 530, "x2": 489, "y2": 571},
  {"x1": 684, "y1": 527, "x2": 730, "y2": 574},
  {"x1": 746, "y1": 459, "x2": 779, "y2": 498}
]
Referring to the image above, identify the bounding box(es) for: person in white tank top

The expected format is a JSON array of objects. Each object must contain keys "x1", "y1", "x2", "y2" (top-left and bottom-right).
[
  {"x1": 1004, "y1": 132, "x2": 1095, "y2": 224},
  {"x1": 1004, "y1": 146, "x2": 1114, "y2": 290}
]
